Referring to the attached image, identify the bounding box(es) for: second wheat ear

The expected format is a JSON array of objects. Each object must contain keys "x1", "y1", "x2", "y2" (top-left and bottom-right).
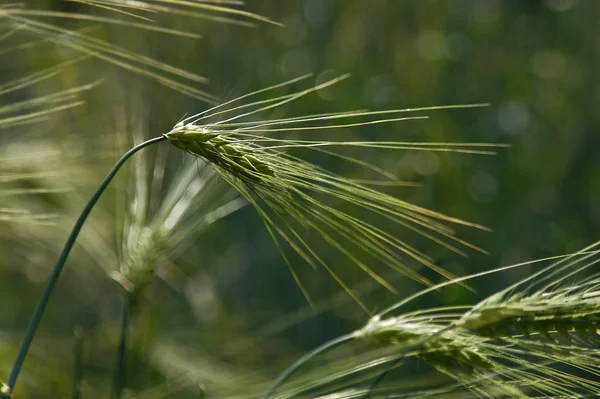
[
  {"x1": 165, "y1": 123, "x2": 275, "y2": 182},
  {"x1": 261, "y1": 245, "x2": 600, "y2": 398}
]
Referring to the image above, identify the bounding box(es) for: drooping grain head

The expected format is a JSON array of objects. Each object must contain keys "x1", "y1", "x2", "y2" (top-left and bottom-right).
[
  {"x1": 160, "y1": 75, "x2": 502, "y2": 310},
  {"x1": 164, "y1": 122, "x2": 275, "y2": 183}
]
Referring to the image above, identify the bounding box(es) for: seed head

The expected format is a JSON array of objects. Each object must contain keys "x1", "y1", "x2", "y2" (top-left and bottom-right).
[
  {"x1": 164, "y1": 74, "x2": 501, "y2": 310},
  {"x1": 354, "y1": 244, "x2": 600, "y2": 397},
  {"x1": 165, "y1": 122, "x2": 275, "y2": 182}
]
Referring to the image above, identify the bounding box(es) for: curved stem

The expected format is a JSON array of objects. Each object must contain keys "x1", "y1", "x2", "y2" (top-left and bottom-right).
[
  {"x1": 5, "y1": 136, "x2": 166, "y2": 394},
  {"x1": 112, "y1": 293, "x2": 135, "y2": 399},
  {"x1": 260, "y1": 333, "x2": 355, "y2": 399}
]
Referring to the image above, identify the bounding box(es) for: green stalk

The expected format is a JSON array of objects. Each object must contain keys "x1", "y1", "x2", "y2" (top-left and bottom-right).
[
  {"x1": 4, "y1": 136, "x2": 166, "y2": 396},
  {"x1": 112, "y1": 293, "x2": 135, "y2": 399}
]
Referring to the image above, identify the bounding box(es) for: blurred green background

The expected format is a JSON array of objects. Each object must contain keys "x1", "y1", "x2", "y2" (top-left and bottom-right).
[{"x1": 1, "y1": 0, "x2": 599, "y2": 397}]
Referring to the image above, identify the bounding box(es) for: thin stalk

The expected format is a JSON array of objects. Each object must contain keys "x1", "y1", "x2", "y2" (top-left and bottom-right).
[
  {"x1": 4, "y1": 136, "x2": 166, "y2": 395},
  {"x1": 112, "y1": 293, "x2": 135, "y2": 399},
  {"x1": 72, "y1": 327, "x2": 84, "y2": 399},
  {"x1": 261, "y1": 333, "x2": 355, "y2": 399}
]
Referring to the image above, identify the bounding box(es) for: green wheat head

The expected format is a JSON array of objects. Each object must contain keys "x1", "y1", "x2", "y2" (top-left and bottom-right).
[
  {"x1": 353, "y1": 243, "x2": 600, "y2": 398},
  {"x1": 262, "y1": 243, "x2": 600, "y2": 398},
  {"x1": 163, "y1": 74, "x2": 501, "y2": 310}
]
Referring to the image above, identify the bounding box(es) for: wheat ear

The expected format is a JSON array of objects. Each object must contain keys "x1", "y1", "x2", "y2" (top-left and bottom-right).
[
  {"x1": 261, "y1": 247, "x2": 600, "y2": 398},
  {"x1": 163, "y1": 74, "x2": 502, "y2": 310},
  {"x1": 359, "y1": 243, "x2": 600, "y2": 398}
]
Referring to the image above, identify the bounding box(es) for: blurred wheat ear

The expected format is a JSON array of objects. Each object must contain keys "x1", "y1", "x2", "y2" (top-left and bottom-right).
[{"x1": 114, "y1": 111, "x2": 245, "y2": 294}]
